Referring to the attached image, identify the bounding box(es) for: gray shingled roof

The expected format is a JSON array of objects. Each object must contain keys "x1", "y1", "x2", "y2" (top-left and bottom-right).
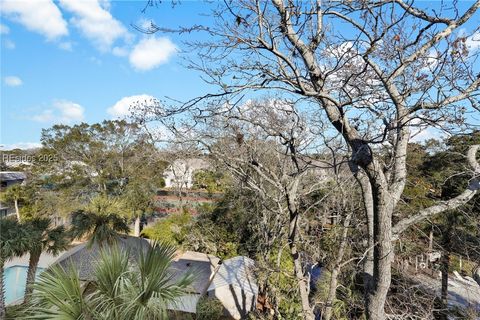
[
  {"x1": 55, "y1": 236, "x2": 150, "y2": 281},
  {"x1": 170, "y1": 251, "x2": 220, "y2": 294},
  {"x1": 208, "y1": 256, "x2": 258, "y2": 296},
  {"x1": 0, "y1": 171, "x2": 26, "y2": 182}
]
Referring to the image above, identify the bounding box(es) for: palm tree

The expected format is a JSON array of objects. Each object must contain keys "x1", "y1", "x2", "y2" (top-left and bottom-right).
[
  {"x1": 0, "y1": 218, "x2": 31, "y2": 320},
  {"x1": 70, "y1": 210, "x2": 130, "y2": 247},
  {"x1": 70, "y1": 195, "x2": 130, "y2": 246},
  {"x1": 25, "y1": 242, "x2": 194, "y2": 320},
  {"x1": 23, "y1": 217, "x2": 70, "y2": 302}
]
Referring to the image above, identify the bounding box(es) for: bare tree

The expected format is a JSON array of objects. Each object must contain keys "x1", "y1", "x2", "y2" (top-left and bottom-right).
[
  {"x1": 141, "y1": 1, "x2": 480, "y2": 319},
  {"x1": 194, "y1": 99, "x2": 325, "y2": 319}
]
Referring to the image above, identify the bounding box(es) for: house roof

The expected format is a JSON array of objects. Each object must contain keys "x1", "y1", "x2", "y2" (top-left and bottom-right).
[
  {"x1": 208, "y1": 256, "x2": 258, "y2": 296},
  {"x1": 170, "y1": 251, "x2": 220, "y2": 294},
  {"x1": 0, "y1": 171, "x2": 27, "y2": 182},
  {"x1": 55, "y1": 236, "x2": 150, "y2": 281}
]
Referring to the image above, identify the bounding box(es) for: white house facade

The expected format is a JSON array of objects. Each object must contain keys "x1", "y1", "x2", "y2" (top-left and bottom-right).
[{"x1": 163, "y1": 158, "x2": 209, "y2": 189}]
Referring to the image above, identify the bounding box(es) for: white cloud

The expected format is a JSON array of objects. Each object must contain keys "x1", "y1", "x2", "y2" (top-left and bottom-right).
[
  {"x1": 4, "y1": 39, "x2": 15, "y2": 49},
  {"x1": 0, "y1": 142, "x2": 42, "y2": 150},
  {"x1": 31, "y1": 109, "x2": 55, "y2": 123},
  {"x1": 0, "y1": 23, "x2": 10, "y2": 34},
  {"x1": 112, "y1": 46, "x2": 128, "y2": 57},
  {"x1": 466, "y1": 32, "x2": 480, "y2": 51},
  {"x1": 129, "y1": 37, "x2": 177, "y2": 71},
  {"x1": 1, "y1": 0, "x2": 68, "y2": 40},
  {"x1": 410, "y1": 118, "x2": 448, "y2": 142},
  {"x1": 31, "y1": 100, "x2": 85, "y2": 124},
  {"x1": 107, "y1": 94, "x2": 159, "y2": 118},
  {"x1": 410, "y1": 127, "x2": 448, "y2": 142},
  {"x1": 89, "y1": 56, "x2": 102, "y2": 65},
  {"x1": 4, "y1": 76, "x2": 23, "y2": 87},
  {"x1": 421, "y1": 49, "x2": 439, "y2": 71},
  {"x1": 59, "y1": 0, "x2": 128, "y2": 51},
  {"x1": 59, "y1": 41, "x2": 73, "y2": 51},
  {"x1": 136, "y1": 18, "x2": 153, "y2": 31}
]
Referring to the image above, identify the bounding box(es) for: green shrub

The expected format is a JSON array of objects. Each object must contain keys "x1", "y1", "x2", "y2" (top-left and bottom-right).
[
  {"x1": 141, "y1": 211, "x2": 191, "y2": 245},
  {"x1": 196, "y1": 296, "x2": 224, "y2": 320}
]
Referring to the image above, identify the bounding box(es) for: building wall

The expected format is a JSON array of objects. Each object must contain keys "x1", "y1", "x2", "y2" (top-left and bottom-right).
[{"x1": 207, "y1": 285, "x2": 256, "y2": 320}]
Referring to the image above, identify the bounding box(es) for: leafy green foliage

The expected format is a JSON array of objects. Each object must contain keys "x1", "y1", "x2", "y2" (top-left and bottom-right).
[
  {"x1": 181, "y1": 188, "x2": 265, "y2": 259},
  {"x1": 258, "y1": 249, "x2": 302, "y2": 319},
  {"x1": 141, "y1": 211, "x2": 192, "y2": 245},
  {"x1": 192, "y1": 170, "x2": 229, "y2": 193},
  {"x1": 70, "y1": 196, "x2": 130, "y2": 246},
  {"x1": 195, "y1": 297, "x2": 224, "y2": 320},
  {"x1": 22, "y1": 242, "x2": 193, "y2": 320},
  {"x1": 40, "y1": 120, "x2": 166, "y2": 199},
  {"x1": 0, "y1": 218, "x2": 32, "y2": 318},
  {"x1": 24, "y1": 217, "x2": 69, "y2": 257},
  {"x1": 0, "y1": 218, "x2": 31, "y2": 261}
]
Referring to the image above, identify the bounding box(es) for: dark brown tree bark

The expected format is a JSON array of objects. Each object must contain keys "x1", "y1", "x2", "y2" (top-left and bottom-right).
[
  {"x1": 440, "y1": 252, "x2": 449, "y2": 320},
  {"x1": 24, "y1": 249, "x2": 41, "y2": 302}
]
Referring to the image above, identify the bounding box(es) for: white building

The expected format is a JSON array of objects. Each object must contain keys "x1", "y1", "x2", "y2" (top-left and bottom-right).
[{"x1": 163, "y1": 158, "x2": 209, "y2": 189}]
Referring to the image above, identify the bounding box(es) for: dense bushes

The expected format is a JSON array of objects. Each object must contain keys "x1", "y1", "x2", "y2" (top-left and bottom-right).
[
  {"x1": 196, "y1": 297, "x2": 225, "y2": 320},
  {"x1": 141, "y1": 211, "x2": 192, "y2": 244}
]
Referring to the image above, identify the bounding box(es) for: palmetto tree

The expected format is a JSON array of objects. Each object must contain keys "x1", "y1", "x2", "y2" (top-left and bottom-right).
[
  {"x1": 0, "y1": 218, "x2": 31, "y2": 320},
  {"x1": 70, "y1": 196, "x2": 130, "y2": 247},
  {"x1": 25, "y1": 242, "x2": 194, "y2": 320},
  {"x1": 23, "y1": 217, "x2": 69, "y2": 302}
]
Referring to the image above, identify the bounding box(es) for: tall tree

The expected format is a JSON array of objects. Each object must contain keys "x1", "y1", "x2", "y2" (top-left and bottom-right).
[
  {"x1": 143, "y1": 1, "x2": 480, "y2": 318},
  {"x1": 422, "y1": 134, "x2": 480, "y2": 317},
  {"x1": 167, "y1": 99, "x2": 352, "y2": 319},
  {"x1": 40, "y1": 120, "x2": 148, "y2": 196}
]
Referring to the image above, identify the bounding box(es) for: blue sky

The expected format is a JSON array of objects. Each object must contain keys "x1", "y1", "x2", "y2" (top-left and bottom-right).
[
  {"x1": 1, "y1": 0, "x2": 215, "y2": 149},
  {"x1": 1, "y1": 1, "x2": 479, "y2": 149}
]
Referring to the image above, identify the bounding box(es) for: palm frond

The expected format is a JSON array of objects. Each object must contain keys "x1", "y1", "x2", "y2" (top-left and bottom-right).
[{"x1": 25, "y1": 264, "x2": 92, "y2": 320}]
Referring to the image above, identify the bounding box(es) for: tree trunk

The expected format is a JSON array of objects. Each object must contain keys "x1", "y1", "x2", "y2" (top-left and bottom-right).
[
  {"x1": 428, "y1": 227, "x2": 434, "y2": 253},
  {"x1": 356, "y1": 173, "x2": 375, "y2": 294},
  {"x1": 323, "y1": 213, "x2": 352, "y2": 320},
  {"x1": 439, "y1": 222, "x2": 452, "y2": 320},
  {"x1": 288, "y1": 209, "x2": 314, "y2": 320},
  {"x1": 134, "y1": 215, "x2": 141, "y2": 237},
  {"x1": 24, "y1": 250, "x2": 41, "y2": 302},
  {"x1": 440, "y1": 252, "x2": 449, "y2": 319},
  {"x1": 290, "y1": 241, "x2": 314, "y2": 320},
  {"x1": 323, "y1": 268, "x2": 339, "y2": 320},
  {"x1": 365, "y1": 182, "x2": 394, "y2": 320},
  {"x1": 0, "y1": 258, "x2": 5, "y2": 320},
  {"x1": 473, "y1": 265, "x2": 480, "y2": 287},
  {"x1": 14, "y1": 199, "x2": 20, "y2": 223}
]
